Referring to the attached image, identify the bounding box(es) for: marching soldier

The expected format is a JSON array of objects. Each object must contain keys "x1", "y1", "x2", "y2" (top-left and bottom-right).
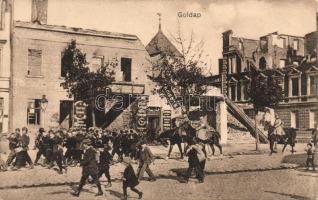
[
  {"x1": 98, "y1": 144, "x2": 113, "y2": 187},
  {"x1": 34, "y1": 128, "x2": 46, "y2": 165},
  {"x1": 15, "y1": 127, "x2": 33, "y2": 169},
  {"x1": 6, "y1": 128, "x2": 21, "y2": 167},
  {"x1": 71, "y1": 139, "x2": 103, "y2": 197},
  {"x1": 52, "y1": 131, "x2": 67, "y2": 174}
]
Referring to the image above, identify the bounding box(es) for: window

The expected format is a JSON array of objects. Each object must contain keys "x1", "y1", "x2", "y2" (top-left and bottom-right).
[
  {"x1": 259, "y1": 57, "x2": 266, "y2": 70},
  {"x1": 276, "y1": 37, "x2": 285, "y2": 48},
  {"x1": 291, "y1": 78, "x2": 299, "y2": 96},
  {"x1": 91, "y1": 56, "x2": 103, "y2": 72},
  {"x1": 237, "y1": 83, "x2": 241, "y2": 101},
  {"x1": 27, "y1": 99, "x2": 41, "y2": 125},
  {"x1": 230, "y1": 84, "x2": 236, "y2": 101},
  {"x1": 231, "y1": 57, "x2": 236, "y2": 73},
  {"x1": 238, "y1": 42, "x2": 243, "y2": 50},
  {"x1": 277, "y1": 37, "x2": 286, "y2": 48},
  {"x1": 246, "y1": 60, "x2": 250, "y2": 72},
  {"x1": 279, "y1": 59, "x2": 285, "y2": 68},
  {"x1": 310, "y1": 76, "x2": 318, "y2": 96},
  {"x1": 290, "y1": 111, "x2": 299, "y2": 128},
  {"x1": 61, "y1": 51, "x2": 66, "y2": 77},
  {"x1": 28, "y1": 49, "x2": 42, "y2": 76},
  {"x1": 121, "y1": 57, "x2": 132, "y2": 82},
  {"x1": 309, "y1": 110, "x2": 316, "y2": 129},
  {"x1": 293, "y1": 40, "x2": 299, "y2": 50},
  {"x1": 236, "y1": 56, "x2": 241, "y2": 73}
]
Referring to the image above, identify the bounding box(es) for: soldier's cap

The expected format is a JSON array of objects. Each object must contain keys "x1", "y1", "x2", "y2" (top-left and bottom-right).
[
  {"x1": 39, "y1": 128, "x2": 45, "y2": 133},
  {"x1": 122, "y1": 157, "x2": 131, "y2": 164},
  {"x1": 307, "y1": 143, "x2": 313, "y2": 147}
]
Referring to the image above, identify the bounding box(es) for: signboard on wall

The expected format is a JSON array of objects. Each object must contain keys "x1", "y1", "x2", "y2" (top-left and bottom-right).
[
  {"x1": 73, "y1": 101, "x2": 87, "y2": 128},
  {"x1": 162, "y1": 110, "x2": 172, "y2": 130},
  {"x1": 136, "y1": 95, "x2": 149, "y2": 133}
]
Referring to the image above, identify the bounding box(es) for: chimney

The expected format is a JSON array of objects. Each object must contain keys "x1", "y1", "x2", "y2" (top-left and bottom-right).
[{"x1": 31, "y1": 0, "x2": 48, "y2": 25}]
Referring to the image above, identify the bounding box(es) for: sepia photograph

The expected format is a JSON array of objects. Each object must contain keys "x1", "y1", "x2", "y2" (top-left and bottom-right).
[{"x1": 0, "y1": 0, "x2": 317, "y2": 199}]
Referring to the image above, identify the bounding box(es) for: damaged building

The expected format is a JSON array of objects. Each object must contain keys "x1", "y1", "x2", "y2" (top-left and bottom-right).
[{"x1": 210, "y1": 27, "x2": 318, "y2": 142}]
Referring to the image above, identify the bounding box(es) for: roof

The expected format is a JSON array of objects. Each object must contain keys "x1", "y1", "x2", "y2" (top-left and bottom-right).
[
  {"x1": 14, "y1": 21, "x2": 138, "y2": 40},
  {"x1": 146, "y1": 29, "x2": 182, "y2": 57}
]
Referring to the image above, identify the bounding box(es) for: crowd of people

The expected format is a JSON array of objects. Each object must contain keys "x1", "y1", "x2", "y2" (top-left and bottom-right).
[
  {"x1": 3, "y1": 127, "x2": 145, "y2": 172},
  {"x1": 0, "y1": 124, "x2": 210, "y2": 198},
  {"x1": 0, "y1": 121, "x2": 316, "y2": 199}
]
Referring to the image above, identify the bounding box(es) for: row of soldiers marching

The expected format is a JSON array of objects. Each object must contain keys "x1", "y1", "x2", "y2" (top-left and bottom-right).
[
  {"x1": 3, "y1": 126, "x2": 144, "y2": 173},
  {"x1": 2, "y1": 126, "x2": 155, "y2": 199}
]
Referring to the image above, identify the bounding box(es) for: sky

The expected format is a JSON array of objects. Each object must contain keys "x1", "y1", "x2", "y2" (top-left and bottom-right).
[{"x1": 14, "y1": 0, "x2": 317, "y2": 75}]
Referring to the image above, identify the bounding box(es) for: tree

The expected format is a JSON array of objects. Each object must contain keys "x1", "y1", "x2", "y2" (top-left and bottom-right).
[
  {"x1": 61, "y1": 40, "x2": 116, "y2": 127},
  {"x1": 148, "y1": 29, "x2": 208, "y2": 114},
  {"x1": 248, "y1": 69, "x2": 284, "y2": 112},
  {"x1": 247, "y1": 67, "x2": 284, "y2": 150}
]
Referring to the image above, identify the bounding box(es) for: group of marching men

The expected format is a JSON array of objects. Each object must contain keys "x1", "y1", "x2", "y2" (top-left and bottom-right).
[
  {"x1": 2, "y1": 127, "x2": 143, "y2": 172},
  {"x1": 0, "y1": 125, "x2": 210, "y2": 198}
]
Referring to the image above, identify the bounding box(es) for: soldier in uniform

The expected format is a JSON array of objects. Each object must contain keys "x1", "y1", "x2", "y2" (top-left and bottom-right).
[
  {"x1": 112, "y1": 130, "x2": 123, "y2": 161},
  {"x1": 15, "y1": 127, "x2": 33, "y2": 169},
  {"x1": 136, "y1": 140, "x2": 156, "y2": 181},
  {"x1": 98, "y1": 144, "x2": 113, "y2": 187},
  {"x1": 52, "y1": 131, "x2": 67, "y2": 174},
  {"x1": 71, "y1": 139, "x2": 103, "y2": 197},
  {"x1": 73, "y1": 129, "x2": 85, "y2": 165},
  {"x1": 6, "y1": 128, "x2": 21, "y2": 167},
  {"x1": 34, "y1": 128, "x2": 46, "y2": 165},
  {"x1": 64, "y1": 131, "x2": 76, "y2": 165}
]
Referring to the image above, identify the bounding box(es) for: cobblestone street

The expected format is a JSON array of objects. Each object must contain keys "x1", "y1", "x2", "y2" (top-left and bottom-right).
[{"x1": 0, "y1": 143, "x2": 316, "y2": 200}]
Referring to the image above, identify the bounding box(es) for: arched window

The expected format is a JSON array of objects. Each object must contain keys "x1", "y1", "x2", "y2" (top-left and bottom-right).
[{"x1": 259, "y1": 57, "x2": 267, "y2": 70}]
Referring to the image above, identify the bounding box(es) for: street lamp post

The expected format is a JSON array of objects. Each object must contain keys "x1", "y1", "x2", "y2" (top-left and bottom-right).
[{"x1": 40, "y1": 95, "x2": 48, "y2": 128}]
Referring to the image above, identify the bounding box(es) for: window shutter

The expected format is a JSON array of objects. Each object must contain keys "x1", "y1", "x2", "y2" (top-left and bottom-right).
[{"x1": 28, "y1": 49, "x2": 42, "y2": 76}]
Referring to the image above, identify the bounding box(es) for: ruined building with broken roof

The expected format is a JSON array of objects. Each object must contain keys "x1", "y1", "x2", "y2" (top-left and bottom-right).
[{"x1": 209, "y1": 23, "x2": 318, "y2": 141}]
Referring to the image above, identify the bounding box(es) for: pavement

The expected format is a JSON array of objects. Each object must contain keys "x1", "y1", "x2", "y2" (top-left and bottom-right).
[{"x1": 0, "y1": 141, "x2": 316, "y2": 200}]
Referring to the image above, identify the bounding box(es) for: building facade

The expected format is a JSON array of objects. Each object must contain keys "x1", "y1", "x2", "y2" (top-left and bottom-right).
[
  {"x1": 5, "y1": 0, "x2": 152, "y2": 132},
  {"x1": 0, "y1": 0, "x2": 11, "y2": 134},
  {"x1": 211, "y1": 28, "x2": 318, "y2": 137}
]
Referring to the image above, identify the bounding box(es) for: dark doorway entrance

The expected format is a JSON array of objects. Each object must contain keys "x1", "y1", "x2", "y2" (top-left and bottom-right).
[
  {"x1": 59, "y1": 100, "x2": 73, "y2": 129},
  {"x1": 147, "y1": 107, "x2": 161, "y2": 140},
  {"x1": 148, "y1": 116, "x2": 160, "y2": 139}
]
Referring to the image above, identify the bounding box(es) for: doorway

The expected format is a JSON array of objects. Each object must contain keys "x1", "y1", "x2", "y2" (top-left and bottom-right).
[{"x1": 148, "y1": 116, "x2": 160, "y2": 139}]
